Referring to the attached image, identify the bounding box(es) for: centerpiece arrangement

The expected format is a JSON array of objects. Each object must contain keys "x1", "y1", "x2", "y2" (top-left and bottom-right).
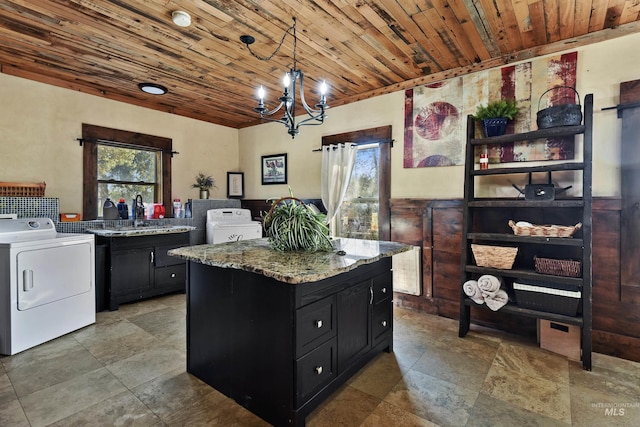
[
  {"x1": 192, "y1": 172, "x2": 216, "y2": 199},
  {"x1": 262, "y1": 189, "x2": 333, "y2": 252}
]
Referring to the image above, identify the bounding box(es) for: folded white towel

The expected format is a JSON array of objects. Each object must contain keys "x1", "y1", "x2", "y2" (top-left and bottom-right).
[
  {"x1": 485, "y1": 289, "x2": 509, "y2": 311},
  {"x1": 463, "y1": 280, "x2": 484, "y2": 304},
  {"x1": 478, "y1": 274, "x2": 502, "y2": 297}
]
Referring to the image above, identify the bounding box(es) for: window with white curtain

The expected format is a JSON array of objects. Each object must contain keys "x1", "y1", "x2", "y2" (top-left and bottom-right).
[{"x1": 335, "y1": 143, "x2": 380, "y2": 240}]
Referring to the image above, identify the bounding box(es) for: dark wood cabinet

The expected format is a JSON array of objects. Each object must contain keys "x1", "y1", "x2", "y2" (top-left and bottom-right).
[
  {"x1": 97, "y1": 232, "x2": 189, "y2": 310},
  {"x1": 459, "y1": 94, "x2": 593, "y2": 370},
  {"x1": 186, "y1": 257, "x2": 393, "y2": 427}
]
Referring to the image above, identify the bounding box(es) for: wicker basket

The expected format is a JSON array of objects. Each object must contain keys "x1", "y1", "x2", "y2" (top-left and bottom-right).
[
  {"x1": 0, "y1": 181, "x2": 46, "y2": 197},
  {"x1": 508, "y1": 220, "x2": 581, "y2": 238},
  {"x1": 534, "y1": 256, "x2": 581, "y2": 277},
  {"x1": 471, "y1": 244, "x2": 518, "y2": 269}
]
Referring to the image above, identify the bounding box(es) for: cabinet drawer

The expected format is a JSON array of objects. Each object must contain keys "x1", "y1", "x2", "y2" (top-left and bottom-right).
[
  {"x1": 372, "y1": 302, "x2": 392, "y2": 343},
  {"x1": 296, "y1": 337, "x2": 336, "y2": 407},
  {"x1": 372, "y1": 272, "x2": 392, "y2": 304},
  {"x1": 296, "y1": 295, "x2": 336, "y2": 357},
  {"x1": 155, "y1": 244, "x2": 187, "y2": 267},
  {"x1": 155, "y1": 264, "x2": 186, "y2": 288}
]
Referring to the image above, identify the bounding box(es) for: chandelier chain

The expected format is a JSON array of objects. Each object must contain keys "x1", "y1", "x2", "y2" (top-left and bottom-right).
[{"x1": 244, "y1": 20, "x2": 296, "y2": 63}]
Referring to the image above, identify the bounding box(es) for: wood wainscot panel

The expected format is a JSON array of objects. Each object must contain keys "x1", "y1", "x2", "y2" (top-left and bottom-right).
[
  {"x1": 390, "y1": 200, "x2": 463, "y2": 315},
  {"x1": 390, "y1": 199, "x2": 434, "y2": 306},
  {"x1": 592, "y1": 204, "x2": 621, "y2": 303},
  {"x1": 591, "y1": 198, "x2": 640, "y2": 362}
]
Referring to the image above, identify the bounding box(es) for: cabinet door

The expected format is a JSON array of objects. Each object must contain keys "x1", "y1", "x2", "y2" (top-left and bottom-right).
[
  {"x1": 111, "y1": 248, "x2": 153, "y2": 297},
  {"x1": 337, "y1": 280, "x2": 371, "y2": 371}
]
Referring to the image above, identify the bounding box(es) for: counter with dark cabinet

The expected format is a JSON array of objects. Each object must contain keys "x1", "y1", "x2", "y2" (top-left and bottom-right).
[
  {"x1": 91, "y1": 227, "x2": 193, "y2": 310},
  {"x1": 169, "y1": 237, "x2": 410, "y2": 427}
]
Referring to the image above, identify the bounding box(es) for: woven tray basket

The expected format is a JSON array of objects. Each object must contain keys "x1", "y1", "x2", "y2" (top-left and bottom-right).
[
  {"x1": 508, "y1": 220, "x2": 581, "y2": 238},
  {"x1": 534, "y1": 257, "x2": 582, "y2": 277},
  {"x1": 471, "y1": 244, "x2": 518, "y2": 269},
  {"x1": 0, "y1": 181, "x2": 46, "y2": 197}
]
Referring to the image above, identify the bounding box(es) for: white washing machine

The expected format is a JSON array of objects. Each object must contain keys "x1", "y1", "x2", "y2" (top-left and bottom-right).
[
  {"x1": 0, "y1": 218, "x2": 96, "y2": 355},
  {"x1": 206, "y1": 208, "x2": 262, "y2": 243}
]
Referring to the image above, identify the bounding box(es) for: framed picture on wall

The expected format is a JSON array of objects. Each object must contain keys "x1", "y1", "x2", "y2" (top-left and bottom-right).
[
  {"x1": 227, "y1": 172, "x2": 244, "y2": 198},
  {"x1": 261, "y1": 153, "x2": 287, "y2": 185}
]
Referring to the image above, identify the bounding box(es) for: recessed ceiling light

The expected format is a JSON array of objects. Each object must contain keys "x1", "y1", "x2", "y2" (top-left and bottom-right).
[
  {"x1": 138, "y1": 83, "x2": 168, "y2": 95},
  {"x1": 172, "y1": 10, "x2": 191, "y2": 27}
]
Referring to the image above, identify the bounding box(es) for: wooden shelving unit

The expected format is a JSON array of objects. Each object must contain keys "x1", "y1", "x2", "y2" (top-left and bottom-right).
[{"x1": 459, "y1": 94, "x2": 593, "y2": 370}]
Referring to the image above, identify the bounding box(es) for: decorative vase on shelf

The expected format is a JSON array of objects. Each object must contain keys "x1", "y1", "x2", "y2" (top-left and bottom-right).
[
  {"x1": 200, "y1": 189, "x2": 209, "y2": 199},
  {"x1": 482, "y1": 118, "x2": 509, "y2": 137},
  {"x1": 473, "y1": 99, "x2": 519, "y2": 138}
]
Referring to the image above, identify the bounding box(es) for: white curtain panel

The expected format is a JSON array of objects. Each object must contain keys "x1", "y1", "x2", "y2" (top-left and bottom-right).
[{"x1": 321, "y1": 143, "x2": 357, "y2": 234}]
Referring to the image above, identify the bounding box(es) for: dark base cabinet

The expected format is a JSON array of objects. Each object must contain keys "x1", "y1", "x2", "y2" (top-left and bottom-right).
[
  {"x1": 186, "y1": 258, "x2": 393, "y2": 427},
  {"x1": 97, "y1": 232, "x2": 189, "y2": 310}
]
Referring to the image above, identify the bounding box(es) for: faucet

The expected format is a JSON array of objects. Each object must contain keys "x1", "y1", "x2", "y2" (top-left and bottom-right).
[{"x1": 134, "y1": 194, "x2": 145, "y2": 227}]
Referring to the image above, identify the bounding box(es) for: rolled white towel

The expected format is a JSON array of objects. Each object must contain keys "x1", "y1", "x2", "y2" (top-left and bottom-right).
[
  {"x1": 463, "y1": 280, "x2": 484, "y2": 304},
  {"x1": 478, "y1": 274, "x2": 502, "y2": 297},
  {"x1": 485, "y1": 289, "x2": 509, "y2": 311}
]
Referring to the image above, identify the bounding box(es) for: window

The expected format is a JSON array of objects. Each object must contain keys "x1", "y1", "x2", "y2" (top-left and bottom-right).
[
  {"x1": 97, "y1": 145, "x2": 159, "y2": 217},
  {"x1": 82, "y1": 124, "x2": 172, "y2": 220},
  {"x1": 335, "y1": 143, "x2": 380, "y2": 240},
  {"x1": 322, "y1": 126, "x2": 391, "y2": 240}
]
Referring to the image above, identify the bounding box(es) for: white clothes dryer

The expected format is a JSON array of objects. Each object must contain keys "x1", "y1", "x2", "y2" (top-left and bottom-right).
[{"x1": 0, "y1": 218, "x2": 95, "y2": 355}]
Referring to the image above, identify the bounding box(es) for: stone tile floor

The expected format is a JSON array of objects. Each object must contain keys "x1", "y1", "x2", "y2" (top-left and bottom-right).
[{"x1": 1, "y1": 293, "x2": 639, "y2": 426}]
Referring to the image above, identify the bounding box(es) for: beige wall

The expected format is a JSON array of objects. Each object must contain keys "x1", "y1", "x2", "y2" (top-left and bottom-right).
[
  {"x1": 0, "y1": 74, "x2": 239, "y2": 213},
  {"x1": 240, "y1": 31, "x2": 640, "y2": 200}
]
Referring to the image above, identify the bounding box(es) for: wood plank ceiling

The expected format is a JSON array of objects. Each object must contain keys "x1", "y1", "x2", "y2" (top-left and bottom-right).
[{"x1": 0, "y1": 1, "x2": 638, "y2": 129}]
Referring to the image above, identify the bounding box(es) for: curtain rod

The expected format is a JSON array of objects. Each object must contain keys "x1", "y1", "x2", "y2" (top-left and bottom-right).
[
  {"x1": 601, "y1": 101, "x2": 640, "y2": 118},
  {"x1": 76, "y1": 137, "x2": 179, "y2": 157},
  {"x1": 312, "y1": 139, "x2": 394, "y2": 152}
]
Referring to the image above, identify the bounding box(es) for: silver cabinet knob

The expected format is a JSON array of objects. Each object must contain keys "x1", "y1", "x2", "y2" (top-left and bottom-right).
[
  {"x1": 315, "y1": 320, "x2": 323, "y2": 329},
  {"x1": 314, "y1": 366, "x2": 323, "y2": 375},
  {"x1": 171, "y1": 273, "x2": 176, "y2": 278},
  {"x1": 381, "y1": 320, "x2": 387, "y2": 327},
  {"x1": 381, "y1": 287, "x2": 387, "y2": 293}
]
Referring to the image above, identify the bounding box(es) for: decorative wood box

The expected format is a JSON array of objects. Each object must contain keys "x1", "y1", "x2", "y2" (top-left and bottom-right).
[{"x1": 539, "y1": 320, "x2": 581, "y2": 361}]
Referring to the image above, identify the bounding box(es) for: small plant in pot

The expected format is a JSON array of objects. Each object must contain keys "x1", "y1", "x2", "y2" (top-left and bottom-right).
[
  {"x1": 473, "y1": 99, "x2": 519, "y2": 137},
  {"x1": 192, "y1": 172, "x2": 216, "y2": 199}
]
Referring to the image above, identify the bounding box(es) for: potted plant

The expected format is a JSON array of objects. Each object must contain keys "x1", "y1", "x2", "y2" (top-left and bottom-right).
[
  {"x1": 192, "y1": 172, "x2": 216, "y2": 199},
  {"x1": 262, "y1": 189, "x2": 333, "y2": 252},
  {"x1": 473, "y1": 99, "x2": 519, "y2": 137}
]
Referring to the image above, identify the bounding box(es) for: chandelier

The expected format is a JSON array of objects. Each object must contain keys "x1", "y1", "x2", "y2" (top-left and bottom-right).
[{"x1": 240, "y1": 18, "x2": 329, "y2": 138}]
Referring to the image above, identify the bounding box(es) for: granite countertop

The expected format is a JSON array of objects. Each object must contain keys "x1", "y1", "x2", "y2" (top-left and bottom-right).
[
  {"x1": 168, "y1": 237, "x2": 411, "y2": 284},
  {"x1": 86, "y1": 225, "x2": 195, "y2": 237}
]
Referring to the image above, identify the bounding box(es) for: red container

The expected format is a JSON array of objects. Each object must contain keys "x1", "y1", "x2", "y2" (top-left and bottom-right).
[{"x1": 153, "y1": 204, "x2": 165, "y2": 219}]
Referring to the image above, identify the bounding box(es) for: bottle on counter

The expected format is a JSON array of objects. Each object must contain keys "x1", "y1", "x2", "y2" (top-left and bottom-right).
[
  {"x1": 185, "y1": 201, "x2": 191, "y2": 218},
  {"x1": 103, "y1": 198, "x2": 120, "y2": 220},
  {"x1": 173, "y1": 199, "x2": 182, "y2": 218},
  {"x1": 117, "y1": 198, "x2": 129, "y2": 219}
]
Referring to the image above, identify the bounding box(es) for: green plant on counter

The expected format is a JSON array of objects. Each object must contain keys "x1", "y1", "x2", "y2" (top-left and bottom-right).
[
  {"x1": 262, "y1": 189, "x2": 333, "y2": 252},
  {"x1": 473, "y1": 99, "x2": 519, "y2": 120},
  {"x1": 192, "y1": 172, "x2": 216, "y2": 190}
]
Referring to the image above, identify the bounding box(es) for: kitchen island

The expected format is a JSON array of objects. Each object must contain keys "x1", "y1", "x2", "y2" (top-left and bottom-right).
[{"x1": 169, "y1": 237, "x2": 410, "y2": 427}]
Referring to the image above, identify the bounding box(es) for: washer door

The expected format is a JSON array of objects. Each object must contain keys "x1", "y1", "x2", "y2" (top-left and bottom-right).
[{"x1": 17, "y1": 242, "x2": 93, "y2": 310}]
